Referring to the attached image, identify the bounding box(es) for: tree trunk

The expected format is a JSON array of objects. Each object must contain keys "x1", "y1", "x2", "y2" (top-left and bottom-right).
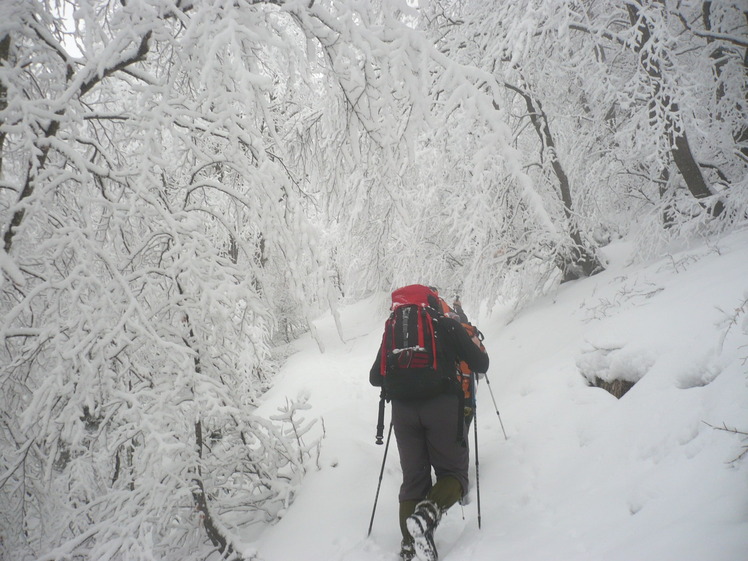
[
  {"x1": 193, "y1": 420, "x2": 234, "y2": 557},
  {"x1": 176, "y1": 279, "x2": 243, "y2": 559},
  {"x1": 0, "y1": 34, "x2": 9, "y2": 178},
  {"x1": 626, "y1": 2, "x2": 724, "y2": 216},
  {"x1": 703, "y1": 1, "x2": 748, "y2": 162},
  {"x1": 501, "y1": 85, "x2": 603, "y2": 281}
]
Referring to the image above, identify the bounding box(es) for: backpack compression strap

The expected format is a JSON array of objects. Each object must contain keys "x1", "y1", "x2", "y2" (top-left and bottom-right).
[{"x1": 379, "y1": 305, "x2": 438, "y2": 377}]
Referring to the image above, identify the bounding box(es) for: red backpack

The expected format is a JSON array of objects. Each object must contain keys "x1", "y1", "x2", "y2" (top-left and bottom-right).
[{"x1": 378, "y1": 285, "x2": 451, "y2": 400}]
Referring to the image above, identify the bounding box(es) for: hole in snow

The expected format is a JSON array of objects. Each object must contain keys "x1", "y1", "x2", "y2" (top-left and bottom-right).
[
  {"x1": 577, "y1": 342, "x2": 653, "y2": 399},
  {"x1": 588, "y1": 376, "x2": 636, "y2": 399}
]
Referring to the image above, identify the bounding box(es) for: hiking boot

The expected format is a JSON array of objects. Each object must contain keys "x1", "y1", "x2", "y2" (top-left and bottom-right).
[
  {"x1": 399, "y1": 539, "x2": 416, "y2": 561},
  {"x1": 406, "y1": 500, "x2": 441, "y2": 561}
]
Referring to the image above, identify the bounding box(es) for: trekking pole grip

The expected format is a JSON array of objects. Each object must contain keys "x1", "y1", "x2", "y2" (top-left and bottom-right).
[{"x1": 375, "y1": 392, "x2": 386, "y2": 445}]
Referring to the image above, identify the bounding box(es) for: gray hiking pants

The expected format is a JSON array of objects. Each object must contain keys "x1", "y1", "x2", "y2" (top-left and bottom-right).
[{"x1": 391, "y1": 392, "x2": 468, "y2": 502}]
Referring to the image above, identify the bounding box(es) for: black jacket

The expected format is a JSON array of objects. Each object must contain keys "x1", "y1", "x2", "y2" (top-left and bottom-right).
[{"x1": 369, "y1": 314, "x2": 489, "y2": 388}]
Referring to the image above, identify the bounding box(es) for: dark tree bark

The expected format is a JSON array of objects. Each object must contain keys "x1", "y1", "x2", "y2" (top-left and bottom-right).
[
  {"x1": 193, "y1": 420, "x2": 234, "y2": 557},
  {"x1": 0, "y1": 34, "x2": 9, "y2": 178}
]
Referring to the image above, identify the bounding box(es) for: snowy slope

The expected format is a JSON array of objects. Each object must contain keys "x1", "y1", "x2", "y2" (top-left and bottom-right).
[{"x1": 250, "y1": 229, "x2": 748, "y2": 561}]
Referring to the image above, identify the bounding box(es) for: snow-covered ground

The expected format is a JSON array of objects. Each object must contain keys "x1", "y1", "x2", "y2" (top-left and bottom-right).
[{"x1": 250, "y1": 229, "x2": 748, "y2": 561}]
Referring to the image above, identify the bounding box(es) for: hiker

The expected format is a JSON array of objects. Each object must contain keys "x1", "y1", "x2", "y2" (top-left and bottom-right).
[{"x1": 370, "y1": 285, "x2": 489, "y2": 561}]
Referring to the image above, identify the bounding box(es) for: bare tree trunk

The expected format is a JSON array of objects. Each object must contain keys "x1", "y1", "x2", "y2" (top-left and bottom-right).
[
  {"x1": 193, "y1": 420, "x2": 234, "y2": 557},
  {"x1": 671, "y1": 132, "x2": 722, "y2": 209},
  {"x1": 502, "y1": 85, "x2": 603, "y2": 281},
  {"x1": 177, "y1": 279, "x2": 243, "y2": 559}
]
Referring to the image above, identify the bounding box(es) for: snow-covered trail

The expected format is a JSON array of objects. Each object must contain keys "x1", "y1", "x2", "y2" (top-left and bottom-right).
[{"x1": 251, "y1": 231, "x2": 748, "y2": 561}]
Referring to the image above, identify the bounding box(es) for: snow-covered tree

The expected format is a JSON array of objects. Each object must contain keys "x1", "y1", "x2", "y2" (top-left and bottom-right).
[
  {"x1": 344, "y1": 0, "x2": 748, "y2": 304},
  {"x1": 0, "y1": 0, "x2": 430, "y2": 558}
]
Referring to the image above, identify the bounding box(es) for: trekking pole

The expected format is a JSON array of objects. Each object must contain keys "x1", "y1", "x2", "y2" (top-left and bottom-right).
[
  {"x1": 474, "y1": 401, "x2": 481, "y2": 530},
  {"x1": 368, "y1": 421, "x2": 393, "y2": 537},
  {"x1": 483, "y1": 372, "x2": 508, "y2": 440}
]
